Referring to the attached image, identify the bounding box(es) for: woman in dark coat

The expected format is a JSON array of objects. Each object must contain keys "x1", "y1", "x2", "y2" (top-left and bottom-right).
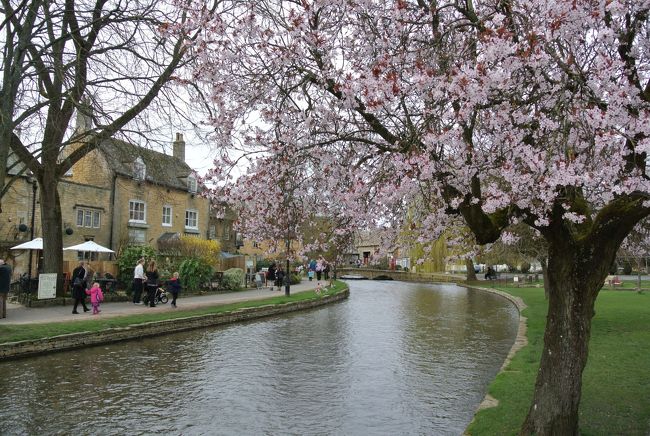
[
  {"x1": 71, "y1": 261, "x2": 90, "y2": 314},
  {"x1": 145, "y1": 260, "x2": 159, "y2": 307},
  {"x1": 267, "y1": 263, "x2": 277, "y2": 291}
]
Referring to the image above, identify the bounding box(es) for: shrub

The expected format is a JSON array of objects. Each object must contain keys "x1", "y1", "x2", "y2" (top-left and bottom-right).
[
  {"x1": 179, "y1": 257, "x2": 214, "y2": 293},
  {"x1": 609, "y1": 261, "x2": 619, "y2": 275},
  {"x1": 623, "y1": 262, "x2": 632, "y2": 275},
  {"x1": 160, "y1": 236, "x2": 221, "y2": 269},
  {"x1": 117, "y1": 245, "x2": 157, "y2": 291},
  {"x1": 222, "y1": 268, "x2": 245, "y2": 291},
  {"x1": 256, "y1": 258, "x2": 273, "y2": 272},
  {"x1": 290, "y1": 273, "x2": 301, "y2": 285},
  {"x1": 520, "y1": 262, "x2": 531, "y2": 274}
]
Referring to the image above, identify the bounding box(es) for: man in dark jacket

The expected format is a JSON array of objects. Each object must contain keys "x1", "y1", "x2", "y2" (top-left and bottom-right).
[
  {"x1": 71, "y1": 261, "x2": 90, "y2": 314},
  {"x1": 267, "y1": 263, "x2": 277, "y2": 291},
  {"x1": 0, "y1": 259, "x2": 12, "y2": 318}
]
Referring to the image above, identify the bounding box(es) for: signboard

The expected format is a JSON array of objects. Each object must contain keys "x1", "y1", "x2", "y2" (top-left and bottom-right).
[
  {"x1": 246, "y1": 260, "x2": 254, "y2": 268},
  {"x1": 513, "y1": 276, "x2": 519, "y2": 283},
  {"x1": 38, "y1": 273, "x2": 58, "y2": 299}
]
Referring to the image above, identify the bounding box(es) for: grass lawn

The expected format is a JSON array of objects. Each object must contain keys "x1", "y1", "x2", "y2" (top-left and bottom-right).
[
  {"x1": 0, "y1": 282, "x2": 347, "y2": 345},
  {"x1": 467, "y1": 286, "x2": 650, "y2": 435}
]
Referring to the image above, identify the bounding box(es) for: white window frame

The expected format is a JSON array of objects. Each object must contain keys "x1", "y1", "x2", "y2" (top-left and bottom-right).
[
  {"x1": 134, "y1": 157, "x2": 146, "y2": 180},
  {"x1": 185, "y1": 209, "x2": 198, "y2": 230},
  {"x1": 188, "y1": 175, "x2": 197, "y2": 193},
  {"x1": 162, "y1": 205, "x2": 173, "y2": 227},
  {"x1": 223, "y1": 225, "x2": 230, "y2": 240},
  {"x1": 129, "y1": 200, "x2": 147, "y2": 223},
  {"x1": 128, "y1": 228, "x2": 146, "y2": 244},
  {"x1": 76, "y1": 208, "x2": 101, "y2": 228}
]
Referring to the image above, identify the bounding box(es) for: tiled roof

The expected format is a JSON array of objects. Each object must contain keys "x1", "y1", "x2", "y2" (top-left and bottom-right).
[{"x1": 100, "y1": 138, "x2": 193, "y2": 190}]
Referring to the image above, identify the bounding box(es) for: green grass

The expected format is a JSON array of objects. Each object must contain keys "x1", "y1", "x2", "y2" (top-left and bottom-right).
[
  {"x1": 0, "y1": 282, "x2": 347, "y2": 345},
  {"x1": 467, "y1": 286, "x2": 650, "y2": 435}
]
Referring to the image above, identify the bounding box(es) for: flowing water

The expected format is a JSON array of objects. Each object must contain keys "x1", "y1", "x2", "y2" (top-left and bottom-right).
[{"x1": 0, "y1": 281, "x2": 518, "y2": 435}]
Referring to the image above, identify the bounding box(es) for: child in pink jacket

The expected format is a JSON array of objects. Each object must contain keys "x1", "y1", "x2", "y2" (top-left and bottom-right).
[{"x1": 85, "y1": 282, "x2": 104, "y2": 315}]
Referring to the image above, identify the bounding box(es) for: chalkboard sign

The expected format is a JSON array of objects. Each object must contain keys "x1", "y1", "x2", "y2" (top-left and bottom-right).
[{"x1": 38, "y1": 273, "x2": 58, "y2": 299}]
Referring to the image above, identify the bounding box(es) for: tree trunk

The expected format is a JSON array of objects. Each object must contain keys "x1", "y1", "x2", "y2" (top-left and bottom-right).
[
  {"x1": 38, "y1": 173, "x2": 65, "y2": 297},
  {"x1": 465, "y1": 257, "x2": 477, "y2": 281},
  {"x1": 521, "y1": 246, "x2": 602, "y2": 435}
]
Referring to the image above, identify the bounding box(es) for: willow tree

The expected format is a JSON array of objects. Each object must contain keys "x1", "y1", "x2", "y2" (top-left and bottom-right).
[{"x1": 185, "y1": 1, "x2": 650, "y2": 433}]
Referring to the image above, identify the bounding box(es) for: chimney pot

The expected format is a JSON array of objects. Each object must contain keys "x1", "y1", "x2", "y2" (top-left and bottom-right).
[{"x1": 173, "y1": 132, "x2": 186, "y2": 162}]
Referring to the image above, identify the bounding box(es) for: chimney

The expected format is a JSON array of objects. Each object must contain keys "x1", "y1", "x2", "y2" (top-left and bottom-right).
[
  {"x1": 75, "y1": 98, "x2": 93, "y2": 132},
  {"x1": 173, "y1": 132, "x2": 185, "y2": 162}
]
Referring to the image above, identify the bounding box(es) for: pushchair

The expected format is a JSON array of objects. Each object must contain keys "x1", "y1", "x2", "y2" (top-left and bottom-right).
[
  {"x1": 254, "y1": 272, "x2": 264, "y2": 289},
  {"x1": 142, "y1": 286, "x2": 168, "y2": 305}
]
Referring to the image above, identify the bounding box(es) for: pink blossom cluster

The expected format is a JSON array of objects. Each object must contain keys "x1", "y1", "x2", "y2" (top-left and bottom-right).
[{"x1": 179, "y1": 0, "x2": 650, "y2": 255}]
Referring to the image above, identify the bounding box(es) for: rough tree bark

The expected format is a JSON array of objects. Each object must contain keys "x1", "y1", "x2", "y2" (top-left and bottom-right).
[{"x1": 465, "y1": 257, "x2": 477, "y2": 281}]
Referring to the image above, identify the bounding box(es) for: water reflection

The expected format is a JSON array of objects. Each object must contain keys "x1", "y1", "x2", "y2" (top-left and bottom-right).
[{"x1": 0, "y1": 281, "x2": 518, "y2": 435}]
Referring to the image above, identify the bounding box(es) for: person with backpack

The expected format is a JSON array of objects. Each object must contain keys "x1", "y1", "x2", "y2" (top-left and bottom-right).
[{"x1": 85, "y1": 282, "x2": 104, "y2": 315}]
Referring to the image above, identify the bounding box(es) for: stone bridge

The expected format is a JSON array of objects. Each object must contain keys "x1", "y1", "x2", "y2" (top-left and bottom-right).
[{"x1": 337, "y1": 268, "x2": 465, "y2": 283}]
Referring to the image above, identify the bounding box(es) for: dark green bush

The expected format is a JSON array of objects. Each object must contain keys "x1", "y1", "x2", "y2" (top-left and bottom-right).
[
  {"x1": 179, "y1": 257, "x2": 214, "y2": 292},
  {"x1": 117, "y1": 245, "x2": 157, "y2": 291},
  {"x1": 520, "y1": 262, "x2": 531, "y2": 274},
  {"x1": 623, "y1": 262, "x2": 633, "y2": 275}
]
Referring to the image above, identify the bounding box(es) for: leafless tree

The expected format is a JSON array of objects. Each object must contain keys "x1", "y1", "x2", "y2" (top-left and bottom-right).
[{"x1": 0, "y1": 0, "x2": 215, "y2": 294}]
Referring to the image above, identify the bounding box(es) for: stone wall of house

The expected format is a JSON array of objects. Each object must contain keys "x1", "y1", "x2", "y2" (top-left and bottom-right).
[
  {"x1": 113, "y1": 176, "x2": 210, "y2": 252},
  {"x1": 60, "y1": 180, "x2": 113, "y2": 263},
  {"x1": 0, "y1": 176, "x2": 41, "y2": 278},
  {"x1": 66, "y1": 147, "x2": 113, "y2": 189}
]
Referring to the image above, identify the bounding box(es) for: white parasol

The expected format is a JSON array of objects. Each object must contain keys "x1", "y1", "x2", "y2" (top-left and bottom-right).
[
  {"x1": 63, "y1": 240, "x2": 115, "y2": 253},
  {"x1": 10, "y1": 237, "x2": 43, "y2": 250}
]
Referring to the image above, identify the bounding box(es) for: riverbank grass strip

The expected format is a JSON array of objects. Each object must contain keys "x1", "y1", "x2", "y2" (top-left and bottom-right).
[
  {"x1": 467, "y1": 287, "x2": 650, "y2": 435},
  {"x1": 0, "y1": 282, "x2": 347, "y2": 345}
]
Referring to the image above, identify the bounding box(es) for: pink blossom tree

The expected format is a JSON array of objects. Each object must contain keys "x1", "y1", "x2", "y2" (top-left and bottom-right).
[{"x1": 185, "y1": 1, "x2": 650, "y2": 433}]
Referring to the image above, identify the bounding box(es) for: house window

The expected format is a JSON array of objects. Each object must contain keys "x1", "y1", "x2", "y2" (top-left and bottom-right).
[
  {"x1": 128, "y1": 228, "x2": 146, "y2": 244},
  {"x1": 188, "y1": 175, "x2": 197, "y2": 193},
  {"x1": 77, "y1": 238, "x2": 98, "y2": 261},
  {"x1": 134, "y1": 157, "x2": 146, "y2": 180},
  {"x1": 162, "y1": 205, "x2": 172, "y2": 227},
  {"x1": 223, "y1": 225, "x2": 230, "y2": 240},
  {"x1": 129, "y1": 200, "x2": 146, "y2": 223},
  {"x1": 209, "y1": 225, "x2": 216, "y2": 239},
  {"x1": 76, "y1": 209, "x2": 101, "y2": 228},
  {"x1": 185, "y1": 210, "x2": 198, "y2": 229}
]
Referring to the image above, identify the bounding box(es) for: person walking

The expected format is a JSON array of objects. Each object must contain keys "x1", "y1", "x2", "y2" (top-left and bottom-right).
[
  {"x1": 275, "y1": 266, "x2": 285, "y2": 291},
  {"x1": 168, "y1": 272, "x2": 181, "y2": 308},
  {"x1": 85, "y1": 282, "x2": 104, "y2": 315},
  {"x1": 323, "y1": 260, "x2": 330, "y2": 281},
  {"x1": 316, "y1": 256, "x2": 324, "y2": 281},
  {"x1": 145, "y1": 260, "x2": 159, "y2": 307},
  {"x1": 0, "y1": 259, "x2": 12, "y2": 319},
  {"x1": 71, "y1": 261, "x2": 90, "y2": 314},
  {"x1": 132, "y1": 258, "x2": 145, "y2": 304},
  {"x1": 267, "y1": 263, "x2": 277, "y2": 291}
]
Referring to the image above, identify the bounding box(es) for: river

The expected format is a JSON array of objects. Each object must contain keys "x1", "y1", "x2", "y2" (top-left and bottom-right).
[{"x1": 0, "y1": 280, "x2": 518, "y2": 435}]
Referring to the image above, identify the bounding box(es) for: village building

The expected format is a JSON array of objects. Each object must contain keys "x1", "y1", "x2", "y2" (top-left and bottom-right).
[{"x1": 0, "y1": 118, "x2": 225, "y2": 279}]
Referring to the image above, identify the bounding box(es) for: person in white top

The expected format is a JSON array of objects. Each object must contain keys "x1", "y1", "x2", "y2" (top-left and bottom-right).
[{"x1": 132, "y1": 258, "x2": 146, "y2": 304}]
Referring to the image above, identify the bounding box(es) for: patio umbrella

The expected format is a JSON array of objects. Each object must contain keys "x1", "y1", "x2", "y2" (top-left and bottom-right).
[
  {"x1": 63, "y1": 240, "x2": 114, "y2": 253},
  {"x1": 10, "y1": 237, "x2": 43, "y2": 250}
]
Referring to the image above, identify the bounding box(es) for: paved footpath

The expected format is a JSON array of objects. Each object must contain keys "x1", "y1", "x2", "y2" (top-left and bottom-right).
[{"x1": 0, "y1": 280, "x2": 323, "y2": 325}]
